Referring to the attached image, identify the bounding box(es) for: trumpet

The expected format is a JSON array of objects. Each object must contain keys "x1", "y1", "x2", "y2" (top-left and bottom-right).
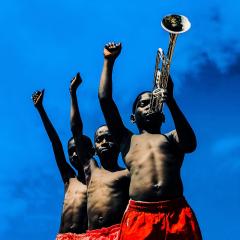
[{"x1": 148, "y1": 14, "x2": 191, "y2": 116}]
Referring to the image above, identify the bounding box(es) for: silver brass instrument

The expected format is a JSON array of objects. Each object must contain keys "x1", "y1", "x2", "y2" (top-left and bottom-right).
[{"x1": 148, "y1": 14, "x2": 191, "y2": 116}]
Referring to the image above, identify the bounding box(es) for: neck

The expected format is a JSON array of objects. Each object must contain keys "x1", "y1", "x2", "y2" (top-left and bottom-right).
[
  {"x1": 99, "y1": 153, "x2": 120, "y2": 172},
  {"x1": 139, "y1": 125, "x2": 161, "y2": 134}
]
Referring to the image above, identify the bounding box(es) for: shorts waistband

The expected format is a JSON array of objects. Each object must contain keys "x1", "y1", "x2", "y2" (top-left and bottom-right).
[
  {"x1": 86, "y1": 223, "x2": 120, "y2": 235},
  {"x1": 128, "y1": 197, "x2": 188, "y2": 212}
]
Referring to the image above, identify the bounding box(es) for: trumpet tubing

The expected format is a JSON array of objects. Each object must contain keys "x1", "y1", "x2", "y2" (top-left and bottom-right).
[{"x1": 148, "y1": 14, "x2": 191, "y2": 116}]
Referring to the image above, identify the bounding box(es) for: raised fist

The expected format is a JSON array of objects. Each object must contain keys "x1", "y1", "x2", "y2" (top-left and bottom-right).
[
  {"x1": 104, "y1": 42, "x2": 122, "y2": 61},
  {"x1": 70, "y1": 72, "x2": 82, "y2": 93},
  {"x1": 32, "y1": 89, "x2": 44, "y2": 108}
]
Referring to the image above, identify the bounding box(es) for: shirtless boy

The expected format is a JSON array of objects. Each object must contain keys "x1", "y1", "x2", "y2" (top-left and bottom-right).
[
  {"x1": 32, "y1": 90, "x2": 88, "y2": 239},
  {"x1": 98, "y1": 42, "x2": 202, "y2": 240},
  {"x1": 69, "y1": 73, "x2": 130, "y2": 239}
]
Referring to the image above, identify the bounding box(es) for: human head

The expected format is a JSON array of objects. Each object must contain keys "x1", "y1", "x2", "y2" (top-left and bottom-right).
[
  {"x1": 68, "y1": 135, "x2": 94, "y2": 170},
  {"x1": 94, "y1": 125, "x2": 119, "y2": 163},
  {"x1": 131, "y1": 91, "x2": 165, "y2": 131}
]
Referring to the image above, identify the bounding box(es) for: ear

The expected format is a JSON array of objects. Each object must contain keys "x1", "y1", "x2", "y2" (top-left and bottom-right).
[{"x1": 130, "y1": 114, "x2": 136, "y2": 123}]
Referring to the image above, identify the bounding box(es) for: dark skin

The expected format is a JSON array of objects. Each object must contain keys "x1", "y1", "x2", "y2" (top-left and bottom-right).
[
  {"x1": 32, "y1": 90, "x2": 87, "y2": 234},
  {"x1": 98, "y1": 42, "x2": 197, "y2": 201},
  {"x1": 70, "y1": 73, "x2": 130, "y2": 230}
]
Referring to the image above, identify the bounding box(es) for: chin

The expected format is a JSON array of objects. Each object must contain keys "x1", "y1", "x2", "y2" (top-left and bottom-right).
[{"x1": 100, "y1": 149, "x2": 111, "y2": 156}]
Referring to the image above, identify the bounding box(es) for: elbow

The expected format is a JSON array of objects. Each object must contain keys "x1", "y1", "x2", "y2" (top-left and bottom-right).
[
  {"x1": 70, "y1": 124, "x2": 76, "y2": 134},
  {"x1": 98, "y1": 91, "x2": 112, "y2": 102},
  {"x1": 70, "y1": 123, "x2": 82, "y2": 135},
  {"x1": 183, "y1": 138, "x2": 197, "y2": 153}
]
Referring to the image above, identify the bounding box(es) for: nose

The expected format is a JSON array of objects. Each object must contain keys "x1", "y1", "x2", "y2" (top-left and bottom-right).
[
  {"x1": 72, "y1": 152, "x2": 77, "y2": 157},
  {"x1": 145, "y1": 105, "x2": 150, "y2": 111}
]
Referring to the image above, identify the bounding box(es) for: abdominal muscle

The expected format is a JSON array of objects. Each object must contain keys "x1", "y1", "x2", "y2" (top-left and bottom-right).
[{"x1": 125, "y1": 134, "x2": 184, "y2": 201}]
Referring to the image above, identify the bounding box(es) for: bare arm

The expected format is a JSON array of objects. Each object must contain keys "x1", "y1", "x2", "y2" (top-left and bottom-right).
[
  {"x1": 32, "y1": 90, "x2": 75, "y2": 183},
  {"x1": 70, "y1": 73, "x2": 95, "y2": 184},
  {"x1": 165, "y1": 77, "x2": 197, "y2": 153},
  {"x1": 98, "y1": 42, "x2": 132, "y2": 151},
  {"x1": 70, "y1": 73, "x2": 83, "y2": 137}
]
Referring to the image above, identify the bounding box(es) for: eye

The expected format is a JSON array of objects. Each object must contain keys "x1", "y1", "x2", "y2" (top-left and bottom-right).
[
  {"x1": 69, "y1": 149, "x2": 74, "y2": 155},
  {"x1": 138, "y1": 101, "x2": 148, "y2": 107},
  {"x1": 96, "y1": 136, "x2": 103, "y2": 143}
]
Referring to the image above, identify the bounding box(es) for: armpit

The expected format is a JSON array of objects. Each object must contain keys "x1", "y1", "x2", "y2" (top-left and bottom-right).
[{"x1": 165, "y1": 130, "x2": 179, "y2": 144}]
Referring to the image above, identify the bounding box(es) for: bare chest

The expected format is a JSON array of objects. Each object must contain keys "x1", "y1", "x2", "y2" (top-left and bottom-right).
[
  {"x1": 88, "y1": 169, "x2": 128, "y2": 195},
  {"x1": 125, "y1": 134, "x2": 172, "y2": 163},
  {"x1": 64, "y1": 178, "x2": 87, "y2": 204}
]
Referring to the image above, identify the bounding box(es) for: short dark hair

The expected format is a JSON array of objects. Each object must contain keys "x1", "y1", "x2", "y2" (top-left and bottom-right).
[
  {"x1": 68, "y1": 135, "x2": 93, "y2": 149},
  {"x1": 132, "y1": 91, "x2": 151, "y2": 113},
  {"x1": 132, "y1": 91, "x2": 166, "y2": 122}
]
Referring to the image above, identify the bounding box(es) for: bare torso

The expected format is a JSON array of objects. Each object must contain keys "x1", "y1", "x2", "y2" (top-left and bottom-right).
[
  {"x1": 59, "y1": 177, "x2": 87, "y2": 233},
  {"x1": 124, "y1": 131, "x2": 184, "y2": 201},
  {"x1": 87, "y1": 165, "x2": 129, "y2": 230}
]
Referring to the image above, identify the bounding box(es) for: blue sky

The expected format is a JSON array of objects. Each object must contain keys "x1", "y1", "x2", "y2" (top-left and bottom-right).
[{"x1": 0, "y1": 0, "x2": 239, "y2": 239}]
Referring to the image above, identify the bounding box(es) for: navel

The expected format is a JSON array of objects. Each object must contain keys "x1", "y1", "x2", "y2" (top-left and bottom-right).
[{"x1": 153, "y1": 183, "x2": 162, "y2": 192}]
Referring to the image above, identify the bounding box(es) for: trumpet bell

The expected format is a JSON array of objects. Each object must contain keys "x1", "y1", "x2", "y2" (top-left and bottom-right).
[{"x1": 161, "y1": 14, "x2": 191, "y2": 34}]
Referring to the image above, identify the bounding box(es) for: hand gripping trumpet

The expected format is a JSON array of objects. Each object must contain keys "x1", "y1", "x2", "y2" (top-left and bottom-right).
[{"x1": 148, "y1": 14, "x2": 191, "y2": 116}]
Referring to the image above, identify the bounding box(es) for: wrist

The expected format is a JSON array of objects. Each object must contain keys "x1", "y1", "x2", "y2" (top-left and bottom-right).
[
  {"x1": 36, "y1": 103, "x2": 43, "y2": 110},
  {"x1": 104, "y1": 57, "x2": 115, "y2": 66},
  {"x1": 70, "y1": 89, "x2": 77, "y2": 96}
]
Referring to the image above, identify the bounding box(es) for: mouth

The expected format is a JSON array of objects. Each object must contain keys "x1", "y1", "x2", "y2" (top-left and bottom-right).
[
  {"x1": 99, "y1": 147, "x2": 109, "y2": 153},
  {"x1": 145, "y1": 111, "x2": 161, "y2": 118},
  {"x1": 144, "y1": 112, "x2": 154, "y2": 120},
  {"x1": 70, "y1": 156, "x2": 78, "y2": 164}
]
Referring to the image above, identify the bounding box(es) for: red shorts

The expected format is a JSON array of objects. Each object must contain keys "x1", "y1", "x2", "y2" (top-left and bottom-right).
[
  {"x1": 119, "y1": 197, "x2": 202, "y2": 240},
  {"x1": 56, "y1": 224, "x2": 120, "y2": 240}
]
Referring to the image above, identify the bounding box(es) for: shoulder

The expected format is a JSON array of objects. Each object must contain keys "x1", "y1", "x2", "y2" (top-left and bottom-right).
[
  {"x1": 84, "y1": 158, "x2": 99, "y2": 174},
  {"x1": 120, "y1": 131, "x2": 134, "y2": 156},
  {"x1": 89, "y1": 158, "x2": 99, "y2": 169},
  {"x1": 122, "y1": 168, "x2": 130, "y2": 177},
  {"x1": 164, "y1": 130, "x2": 179, "y2": 143},
  {"x1": 117, "y1": 168, "x2": 130, "y2": 181},
  {"x1": 64, "y1": 177, "x2": 74, "y2": 191},
  {"x1": 164, "y1": 130, "x2": 185, "y2": 155}
]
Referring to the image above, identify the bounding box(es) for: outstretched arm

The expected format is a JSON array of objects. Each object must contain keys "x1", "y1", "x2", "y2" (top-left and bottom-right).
[
  {"x1": 70, "y1": 73, "x2": 83, "y2": 137},
  {"x1": 70, "y1": 73, "x2": 95, "y2": 184},
  {"x1": 32, "y1": 90, "x2": 75, "y2": 183},
  {"x1": 165, "y1": 76, "x2": 197, "y2": 153},
  {"x1": 98, "y1": 42, "x2": 132, "y2": 152}
]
